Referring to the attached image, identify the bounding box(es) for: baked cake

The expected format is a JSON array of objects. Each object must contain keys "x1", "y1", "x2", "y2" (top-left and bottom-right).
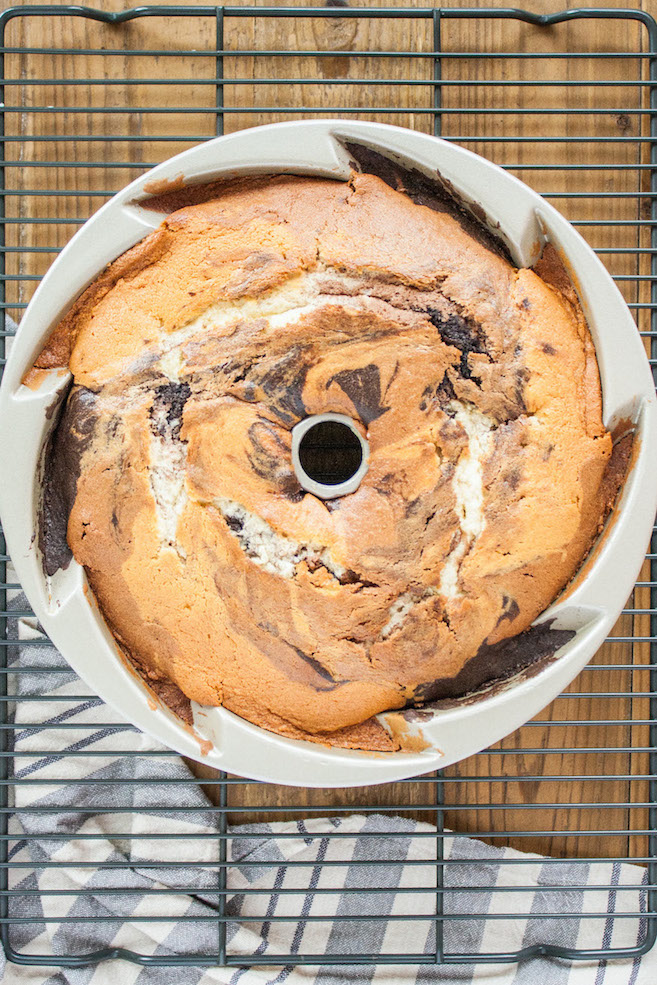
[{"x1": 34, "y1": 148, "x2": 629, "y2": 751}]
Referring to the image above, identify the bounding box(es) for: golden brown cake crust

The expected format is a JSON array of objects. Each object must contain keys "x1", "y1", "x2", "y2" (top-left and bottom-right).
[{"x1": 38, "y1": 169, "x2": 623, "y2": 748}]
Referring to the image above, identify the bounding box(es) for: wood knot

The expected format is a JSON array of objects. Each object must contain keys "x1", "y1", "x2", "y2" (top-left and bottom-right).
[{"x1": 312, "y1": 0, "x2": 357, "y2": 79}]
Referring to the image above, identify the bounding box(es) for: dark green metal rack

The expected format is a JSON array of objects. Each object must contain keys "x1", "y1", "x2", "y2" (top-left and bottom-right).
[{"x1": 0, "y1": 3, "x2": 656, "y2": 970}]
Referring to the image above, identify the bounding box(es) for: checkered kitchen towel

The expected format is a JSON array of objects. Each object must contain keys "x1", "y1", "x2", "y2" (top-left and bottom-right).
[{"x1": 3, "y1": 588, "x2": 656, "y2": 985}]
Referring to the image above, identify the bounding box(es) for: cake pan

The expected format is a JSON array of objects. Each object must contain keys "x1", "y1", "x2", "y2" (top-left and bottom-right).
[{"x1": 1, "y1": 120, "x2": 655, "y2": 787}]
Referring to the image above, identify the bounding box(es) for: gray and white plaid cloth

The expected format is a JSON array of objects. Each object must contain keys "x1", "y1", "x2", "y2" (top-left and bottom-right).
[{"x1": 3, "y1": 586, "x2": 655, "y2": 985}]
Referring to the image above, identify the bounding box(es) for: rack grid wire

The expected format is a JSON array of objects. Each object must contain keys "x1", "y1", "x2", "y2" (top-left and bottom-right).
[{"x1": 0, "y1": 1, "x2": 656, "y2": 971}]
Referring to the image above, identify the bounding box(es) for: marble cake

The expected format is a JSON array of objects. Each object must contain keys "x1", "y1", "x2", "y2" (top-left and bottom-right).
[{"x1": 33, "y1": 151, "x2": 629, "y2": 751}]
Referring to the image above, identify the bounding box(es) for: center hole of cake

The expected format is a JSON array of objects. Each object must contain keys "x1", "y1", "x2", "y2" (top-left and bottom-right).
[
  {"x1": 299, "y1": 420, "x2": 362, "y2": 484},
  {"x1": 292, "y1": 414, "x2": 369, "y2": 499}
]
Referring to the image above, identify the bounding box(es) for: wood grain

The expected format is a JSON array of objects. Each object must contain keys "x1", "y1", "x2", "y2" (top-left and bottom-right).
[{"x1": 4, "y1": 0, "x2": 653, "y2": 863}]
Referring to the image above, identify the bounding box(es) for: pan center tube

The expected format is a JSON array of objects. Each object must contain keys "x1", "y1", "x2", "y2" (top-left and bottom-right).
[{"x1": 291, "y1": 413, "x2": 370, "y2": 500}]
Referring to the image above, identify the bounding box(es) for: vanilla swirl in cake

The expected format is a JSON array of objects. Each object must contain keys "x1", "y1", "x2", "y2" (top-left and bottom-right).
[{"x1": 35, "y1": 152, "x2": 628, "y2": 751}]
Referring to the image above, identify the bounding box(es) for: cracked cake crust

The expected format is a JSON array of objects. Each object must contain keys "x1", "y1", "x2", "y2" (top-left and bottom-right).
[{"x1": 36, "y1": 168, "x2": 626, "y2": 750}]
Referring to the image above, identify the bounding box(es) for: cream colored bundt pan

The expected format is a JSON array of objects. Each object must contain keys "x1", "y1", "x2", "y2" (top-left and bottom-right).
[{"x1": 0, "y1": 121, "x2": 655, "y2": 786}]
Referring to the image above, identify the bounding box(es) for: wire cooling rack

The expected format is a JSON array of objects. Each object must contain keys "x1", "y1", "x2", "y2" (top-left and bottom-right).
[{"x1": 0, "y1": 2, "x2": 656, "y2": 971}]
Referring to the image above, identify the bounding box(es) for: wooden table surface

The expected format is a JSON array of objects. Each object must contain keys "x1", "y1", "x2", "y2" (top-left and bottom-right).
[{"x1": 3, "y1": 0, "x2": 654, "y2": 862}]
